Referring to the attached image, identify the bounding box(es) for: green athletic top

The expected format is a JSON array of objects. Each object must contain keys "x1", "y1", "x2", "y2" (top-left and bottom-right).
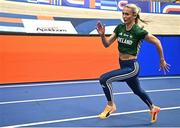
[{"x1": 113, "y1": 23, "x2": 148, "y2": 56}]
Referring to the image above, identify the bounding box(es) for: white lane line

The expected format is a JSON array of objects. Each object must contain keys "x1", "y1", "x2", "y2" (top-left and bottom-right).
[
  {"x1": 0, "y1": 76, "x2": 180, "y2": 89},
  {"x1": 0, "y1": 88, "x2": 180, "y2": 105},
  {"x1": 0, "y1": 80, "x2": 98, "y2": 88},
  {"x1": 2, "y1": 106, "x2": 180, "y2": 128}
]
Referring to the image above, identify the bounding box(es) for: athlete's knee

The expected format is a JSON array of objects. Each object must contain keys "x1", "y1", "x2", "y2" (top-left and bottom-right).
[
  {"x1": 99, "y1": 72, "x2": 111, "y2": 86},
  {"x1": 99, "y1": 74, "x2": 106, "y2": 85}
]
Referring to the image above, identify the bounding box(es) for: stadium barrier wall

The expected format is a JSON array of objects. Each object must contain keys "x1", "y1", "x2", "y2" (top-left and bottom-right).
[
  {"x1": 0, "y1": 1, "x2": 179, "y2": 84},
  {"x1": 0, "y1": 34, "x2": 179, "y2": 84}
]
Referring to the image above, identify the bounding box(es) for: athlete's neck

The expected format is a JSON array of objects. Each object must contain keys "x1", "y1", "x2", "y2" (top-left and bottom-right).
[{"x1": 125, "y1": 22, "x2": 135, "y2": 31}]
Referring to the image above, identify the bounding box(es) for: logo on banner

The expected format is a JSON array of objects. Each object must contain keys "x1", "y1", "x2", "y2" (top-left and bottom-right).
[
  {"x1": 36, "y1": 27, "x2": 67, "y2": 32},
  {"x1": 22, "y1": 19, "x2": 77, "y2": 34}
]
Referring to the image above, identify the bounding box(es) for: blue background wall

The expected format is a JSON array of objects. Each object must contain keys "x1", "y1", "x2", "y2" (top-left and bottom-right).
[{"x1": 138, "y1": 35, "x2": 180, "y2": 76}]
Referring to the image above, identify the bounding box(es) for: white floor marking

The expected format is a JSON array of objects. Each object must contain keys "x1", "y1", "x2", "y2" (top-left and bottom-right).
[
  {"x1": 2, "y1": 106, "x2": 180, "y2": 128},
  {"x1": 0, "y1": 76, "x2": 179, "y2": 89},
  {"x1": 0, "y1": 88, "x2": 180, "y2": 105}
]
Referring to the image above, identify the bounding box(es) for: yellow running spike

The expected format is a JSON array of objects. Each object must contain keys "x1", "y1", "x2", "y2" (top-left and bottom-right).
[{"x1": 99, "y1": 105, "x2": 116, "y2": 119}]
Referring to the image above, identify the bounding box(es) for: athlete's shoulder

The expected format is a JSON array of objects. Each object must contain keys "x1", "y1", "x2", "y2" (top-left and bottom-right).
[
  {"x1": 116, "y1": 23, "x2": 125, "y2": 28},
  {"x1": 133, "y1": 24, "x2": 147, "y2": 32},
  {"x1": 133, "y1": 24, "x2": 148, "y2": 39},
  {"x1": 114, "y1": 23, "x2": 125, "y2": 32},
  {"x1": 133, "y1": 24, "x2": 143, "y2": 30},
  {"x1": 114, "y1": 23, "x2": 124, "y2": 34}
]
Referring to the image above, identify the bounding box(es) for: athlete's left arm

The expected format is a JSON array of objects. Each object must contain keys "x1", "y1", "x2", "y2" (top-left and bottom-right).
[{"x1": 144, "y1": 34, "x2": 170, "y2": 74}]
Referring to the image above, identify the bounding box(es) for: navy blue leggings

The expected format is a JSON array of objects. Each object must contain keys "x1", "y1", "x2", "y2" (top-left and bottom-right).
[{"x1": 99, "y1": 59, "x2": 153, "y2": 109}]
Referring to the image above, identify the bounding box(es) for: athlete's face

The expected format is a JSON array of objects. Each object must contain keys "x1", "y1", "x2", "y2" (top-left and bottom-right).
[{"x1": 122, "y1": 7, "x2": 136, "y2": 25}]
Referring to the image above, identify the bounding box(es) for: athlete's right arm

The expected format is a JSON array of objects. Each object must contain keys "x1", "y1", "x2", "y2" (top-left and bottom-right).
[{"x1": 96, "y1": 22, "x2": 117, "y2": 48}]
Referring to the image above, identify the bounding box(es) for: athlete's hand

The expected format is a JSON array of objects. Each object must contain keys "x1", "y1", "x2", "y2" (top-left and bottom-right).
[
  {"x1": 159, "y1": 59, "x2": 171, "y2": 75},
  {"x1": 96, "y1": 21, "x2": 105, "y2": 36}
]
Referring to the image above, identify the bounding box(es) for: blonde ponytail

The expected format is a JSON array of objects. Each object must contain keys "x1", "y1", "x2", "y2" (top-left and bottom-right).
[{"x1": 125, "y1": 4, "x2": 148, "y2": 24}]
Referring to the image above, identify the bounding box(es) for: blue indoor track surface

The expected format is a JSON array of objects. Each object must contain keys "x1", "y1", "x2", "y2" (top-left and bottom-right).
[{"x1": 0, "y1": 76, "x2": 180, "y2": 127}]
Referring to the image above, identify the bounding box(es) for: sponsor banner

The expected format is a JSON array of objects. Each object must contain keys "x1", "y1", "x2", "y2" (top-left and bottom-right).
[
  {"x1": 6, "y1": 0, "x2": 180, "y2": 13},
  {"x1": 0, "y1": 26, "x2": 25, "y2": 32},
  {"x1": 53, "y1": 17, "x2": 122, "y2": 35},
  {"x1": 0, "y1": 12, "x2": 122, "y2": 34},
  {"x1": 90, "y1": 25, "x2": 117, "y2": 35},
  {"x1": 22, "y1": 19, "x2": 77, "y2": 34}
]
